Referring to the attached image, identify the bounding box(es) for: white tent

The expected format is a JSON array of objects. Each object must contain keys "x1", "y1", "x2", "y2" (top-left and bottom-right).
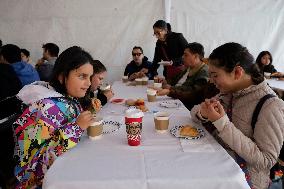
[{"x1": 1, "y1": 0, "x2": 283, "y2": 82}]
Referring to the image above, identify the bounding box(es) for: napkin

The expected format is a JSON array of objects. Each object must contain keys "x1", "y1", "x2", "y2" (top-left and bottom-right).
[{"x1": 180, "y1": 135, "x2": 217, "y2": 153}]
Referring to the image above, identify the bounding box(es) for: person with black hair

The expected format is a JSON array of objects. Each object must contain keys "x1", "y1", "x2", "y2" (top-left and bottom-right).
[
  {"x1": 0, "y1": 47, "x2": 22, "y2": 117},
  {"x1": 36, "y1": 43, "x2": 59, "y2": 81},
  {"x1": 256, "y1": 51, "x2": 277, "y2": 74},
  {"x1": 0, "y1": 44, "x2": 39, "y2": 86},
  {"x1": 124, "y1": 46, "x2": 153, "y2": 80},
  {"x1": 21, "y1": 48, "x2": 36, "y2": 67},
  {"x1": 13, "y1": 46, "x2": 94, "y2": 188},
  {"x1": 90, "y1": 60, "x2": 114, "y2": 106},
  {"x1": 191, "y1": 42, "x2": 284, "y2": 189},
  {"x1": 156, "y1": 42, "x2": 217, "y2": 110},
  {"x1": 152, "y1": 20, "x2": 188, "y2": 80}
]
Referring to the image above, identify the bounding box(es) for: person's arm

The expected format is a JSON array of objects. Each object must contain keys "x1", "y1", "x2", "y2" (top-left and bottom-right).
[
  {"x1": 212, "y1": 99, "x2": 284, "y2": 170},
  {"x1": 14, "y1": 99, "x2": 85, "y2": 167}
]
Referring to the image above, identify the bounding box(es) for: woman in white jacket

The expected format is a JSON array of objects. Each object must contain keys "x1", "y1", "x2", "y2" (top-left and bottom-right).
[{"x1": 191, "y1": 42, "x2": 284, "y2": 189}]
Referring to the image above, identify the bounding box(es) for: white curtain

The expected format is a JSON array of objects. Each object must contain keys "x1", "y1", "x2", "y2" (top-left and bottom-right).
[
  {"x1": 171, "y1": 0, "x2": 284, "y2": 72},
  {"x1": 1, "y1": 0, "x2": 284, "y2": 83},
  {"x1": 0, "y1": 0, "x2": 164, "y2": 82}
]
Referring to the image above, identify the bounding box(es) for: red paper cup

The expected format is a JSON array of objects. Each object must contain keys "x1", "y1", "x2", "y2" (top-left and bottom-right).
[{"x1": 125, "y1": 109, "x2": 143, "y2": 146}]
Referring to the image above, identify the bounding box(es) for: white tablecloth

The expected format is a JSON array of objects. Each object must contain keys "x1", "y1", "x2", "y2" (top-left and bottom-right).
[
  {"x1": 43, "y1": 81, "x2": 250, "y2": 189},
  {"x1": 267, "y1": 78, "x2": 284, "y2": 91}
]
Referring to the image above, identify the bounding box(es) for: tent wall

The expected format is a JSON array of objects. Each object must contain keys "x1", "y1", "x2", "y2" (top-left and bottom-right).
[
  {"x1": 0, "y1": 0, "x2": 164, "y2": 82},
  {"x1": 171, "y1": 0, "x2": 284, "y2": 72},
  {"x1": 0, "y1": 0, "x2": 284, "y2": 83}
]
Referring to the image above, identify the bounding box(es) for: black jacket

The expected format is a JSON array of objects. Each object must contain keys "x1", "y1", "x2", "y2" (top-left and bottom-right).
[
  {"x1": 152, "y1": 32, "x2": 188, "y2": 76},
  {"x1": 124, "y1": 56, "x2": 153, "y2": 79}
]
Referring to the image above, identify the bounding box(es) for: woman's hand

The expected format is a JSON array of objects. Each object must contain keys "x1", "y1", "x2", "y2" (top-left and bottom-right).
[
  {"x1": 206, "y1": 100, "x2": 225, "y2": 122},
  {"x1": 157, "y1": 89, "x2": 170, "y2": 96},
  {"x1": 200, "y1": 98, "x2": 225, "y2": 122},
  {"x1": 76, "y1": 111, "x2": 94, "y2": 130}
]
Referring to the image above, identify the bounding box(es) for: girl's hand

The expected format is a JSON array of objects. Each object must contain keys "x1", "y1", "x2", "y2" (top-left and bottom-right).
[
  {"x1": 76, "y1": 111, "x2": 94, "y2": 130},
  {"x1": 103, "y1": 89, "x2": 114, "y2": 101}
]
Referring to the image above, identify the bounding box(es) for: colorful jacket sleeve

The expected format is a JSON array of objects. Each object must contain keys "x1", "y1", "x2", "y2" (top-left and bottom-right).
[{"x1": 14, "y1": 97, "x2": 84, "y2": 188}]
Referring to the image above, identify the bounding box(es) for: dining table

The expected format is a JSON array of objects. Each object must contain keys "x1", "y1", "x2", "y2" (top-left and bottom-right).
[
  {"x1": 267, "y1": 78, "x2": 284, "y2": 91},
  {"x1": 42, "y1": 80, "x2": 250, "y2": 189}
]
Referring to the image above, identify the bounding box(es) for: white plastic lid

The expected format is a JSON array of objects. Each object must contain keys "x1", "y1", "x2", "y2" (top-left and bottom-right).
[
  {"x1": 147, "y1": 88, "x2": 157, "y2": 95},
  {"x1": 135, "y1": 78, "x2": 143, "y2": 81},
  {"x1": 125, "y1": 108, "x2": 144, "y2": 118},
  {"x1": 90, "y1": 117, "x2": 103, "y2": 126},
  {"x1": 142, "y1": 77, "x2": 149, "y2": 81},
  {"x1": 154, "y1": 112, "x2": 169, "y2": 120}
]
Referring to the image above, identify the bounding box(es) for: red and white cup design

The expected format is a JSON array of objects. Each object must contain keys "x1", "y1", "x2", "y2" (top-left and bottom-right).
[{"x1": 125, "y1": 109, "x2": 144, "y2": 146}]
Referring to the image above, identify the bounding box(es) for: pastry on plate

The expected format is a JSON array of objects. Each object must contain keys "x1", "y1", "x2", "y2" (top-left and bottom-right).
[
  {"x1": 125, "y1": 99, "x2": 136, "y2": 106},
  {"x1": 180, "y1": 125, "x2": 199, "y2": 137}
]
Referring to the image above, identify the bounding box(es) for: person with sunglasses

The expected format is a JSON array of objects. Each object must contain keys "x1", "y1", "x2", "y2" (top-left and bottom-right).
[
  {"x1": 124, "y1": 46, "x2": 153, "y2": 81},
  {"x1": 151, "y1": 20, "x2": 188, "y2": 81}
]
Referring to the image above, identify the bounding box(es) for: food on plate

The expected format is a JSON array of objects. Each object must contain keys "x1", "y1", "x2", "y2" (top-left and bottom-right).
[
  {"x1": 125, "y1": 99, "x2": 136, "y2": 106},
  {"x1": 135, "y1": 98, "x2": 145, "y2": 106},
  {"x1": 125, "y1": 98, "x2": 148, "y2": 112},
  {"x1": 180, "y1": 125, "x2": 199, "y2": 137},
  {"x1": 111, "y1": 98, "x2": 124, "y2": 104},
  {"x1": 137, "y1": 105, "x2": 148, "y2": 112}
]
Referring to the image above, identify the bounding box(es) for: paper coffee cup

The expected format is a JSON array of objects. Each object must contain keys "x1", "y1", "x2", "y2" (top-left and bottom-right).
[
  {"x1": 87, "y1": 117, "x2": 103, "y2": 140},
  {"x1": 154, "y1": 112, "x2": 169, "y2": 133},
  {"x1": 147, "y1": 88, "x2": 157, "y2": 102},
  {"x1": 154, "y1": 76, "x2": 159, "y2": 83},
  {"x1": 135, "y1": 78, "x2": 143, "y2": 85},
  {"x1": 100, "y1": 84, "x2": 111, "y2": 91},
  {"x1": 142, "y1": 77, "x2": 149, "y2": 85},
  {"x1": 153, "y1": 82, "x2": 162, "y2": 89},
  {"x1": 125, "y1": 109, "x2": 144, "y2": 146},
  {"x1": 264, "y1": 72, "x2": 271, "y2": 79},
  {"x1": 122, "y1": 76, "x2": 128, "y2": 83}
]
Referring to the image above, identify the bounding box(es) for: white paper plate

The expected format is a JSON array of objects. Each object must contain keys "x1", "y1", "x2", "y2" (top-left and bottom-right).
[
  {"x1": 159, "y1": 101, "x2": 182, "y2": 108},
  {"x1": 102, "y1": 120, "x2": 121, "y2": 134},
  {"x1": 170, "y1": 125, "x2": 205, "y2": 140},
  {"x1": 158, "y1": 61, "x2": 172, "y2": 66}
]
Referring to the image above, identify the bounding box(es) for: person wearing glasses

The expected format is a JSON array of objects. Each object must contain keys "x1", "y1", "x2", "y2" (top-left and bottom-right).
[
  {"x1": 152, "y1": 20, "x2": 188, "y2": 81},
  {"x1": 124, "y1": 46, "x2": 153, "y2": 81}
]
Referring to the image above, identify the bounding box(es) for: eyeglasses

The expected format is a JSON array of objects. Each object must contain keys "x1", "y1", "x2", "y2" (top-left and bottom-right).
[{"x1": 132, "y1": 53, "x2": 142, "y2": 56}]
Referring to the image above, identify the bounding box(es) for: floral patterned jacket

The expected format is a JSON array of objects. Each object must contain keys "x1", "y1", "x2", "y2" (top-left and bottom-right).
[{"x1": 13, "y1": 81, "x2": 84, "y2": 189}]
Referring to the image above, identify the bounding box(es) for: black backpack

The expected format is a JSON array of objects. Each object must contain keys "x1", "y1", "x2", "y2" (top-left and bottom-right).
[{"x1": 251, "y1": 94, "x2": 284, "y2": 180}]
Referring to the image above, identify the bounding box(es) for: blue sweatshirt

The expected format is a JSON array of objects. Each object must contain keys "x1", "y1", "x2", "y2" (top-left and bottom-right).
[{"x1": 11, "y1": 61, "x2": 40, "y2": 86}]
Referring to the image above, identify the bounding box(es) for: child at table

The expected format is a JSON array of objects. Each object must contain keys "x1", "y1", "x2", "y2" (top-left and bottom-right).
[
  {"x1": 190, "y1": 42, "x2": 284, "y2": 189},
  {"x1": 13, "y1": 46, "x2": 94, "y2": 188}
]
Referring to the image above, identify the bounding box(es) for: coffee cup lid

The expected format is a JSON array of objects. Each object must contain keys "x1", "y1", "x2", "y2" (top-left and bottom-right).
[
  {"x1": 147, "y1": 88, "x2": 157, "y2": 95},
  {"x1": 154, "y1": 112, "x2": 169, "y2": 120},
  {"x1": 90, "y1": 117, "x2": 103, "y2": 126},
  {"x1": 125, "y1": 108, "x2": 144, "y2": 118}
]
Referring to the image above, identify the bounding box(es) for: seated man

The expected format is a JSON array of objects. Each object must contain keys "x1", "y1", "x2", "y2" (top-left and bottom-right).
[
  {"x1": 124, "y1": 46, "x2": 153, "y2": 80},
  {"x1": 0, "y1": 44, "x2": 40, "y2": 87},
  {"x1": 156, "y1": 42, "x2": 218, "y2": 110},
  {"x1": 36, "y1": 43, "x2": 59, "y2": 81}
]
